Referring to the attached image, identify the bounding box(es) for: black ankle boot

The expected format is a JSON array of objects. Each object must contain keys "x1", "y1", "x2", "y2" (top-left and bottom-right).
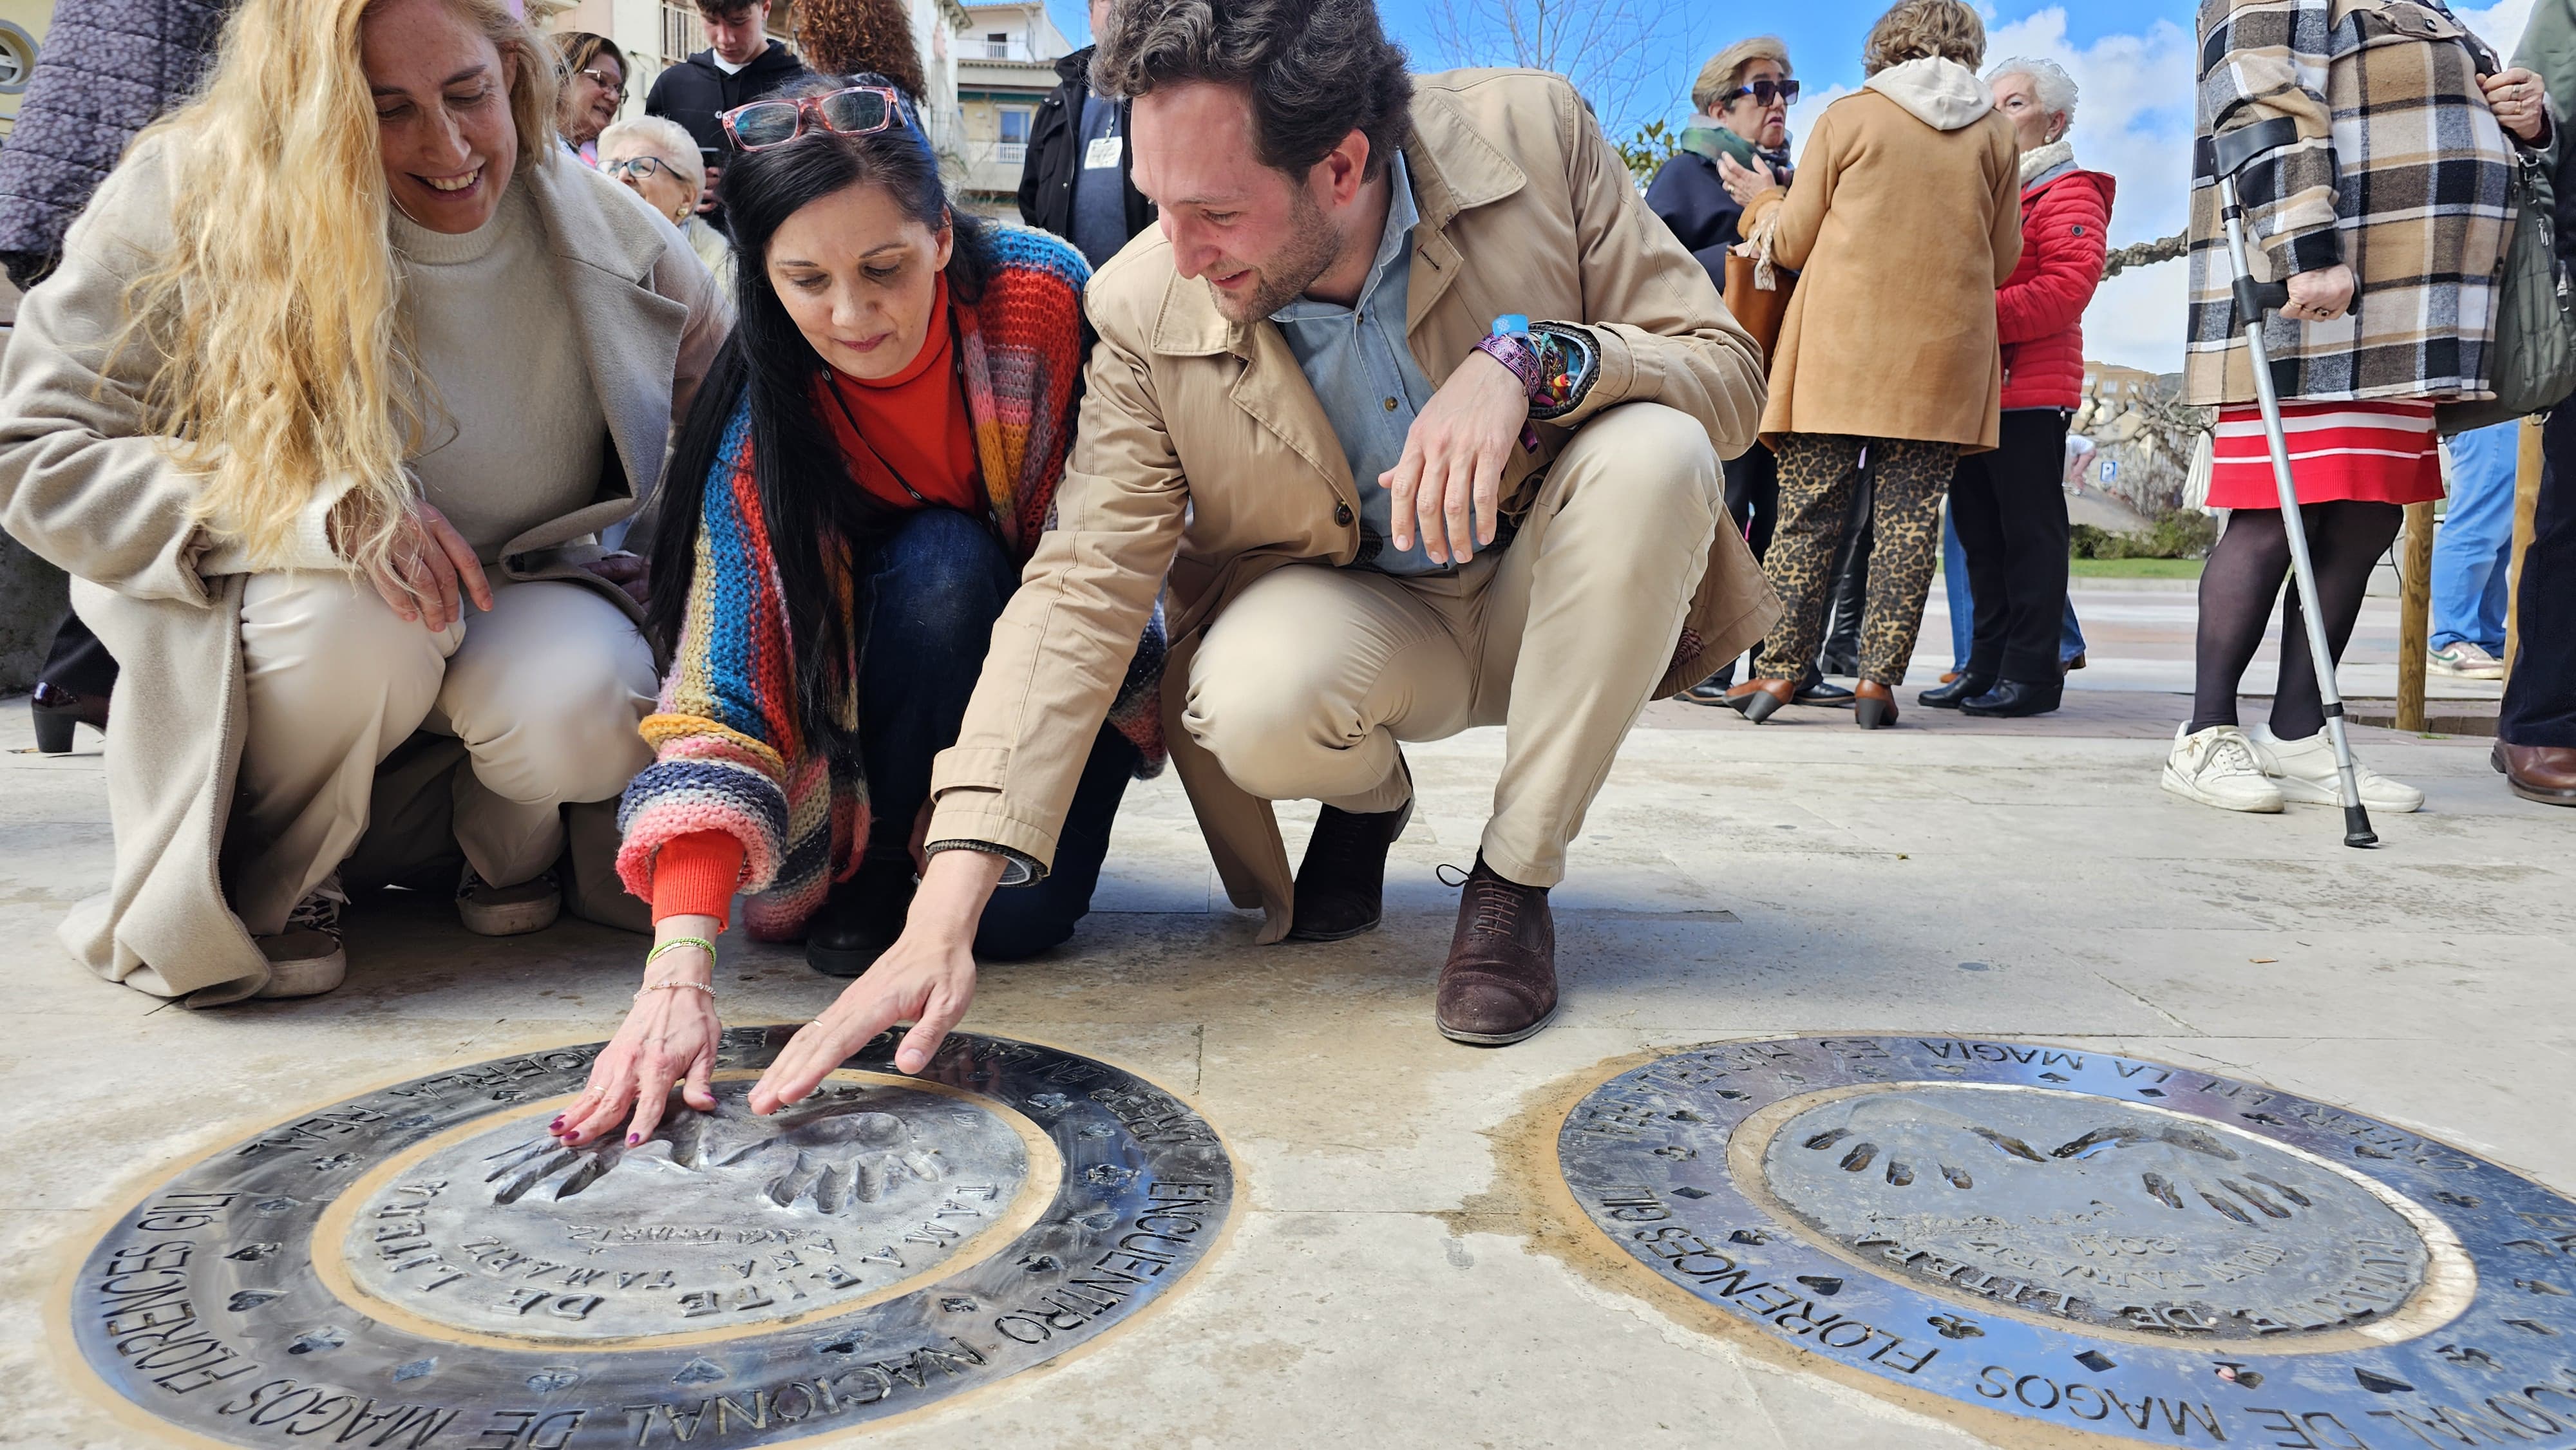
[
  {"x1": 1287, "y1": 799, "x2": 1413, "y2": 941},
  {"x1": 805, "y1": 861, "x2": 917, "y2": 977},
  {"x1": 31, "y1": 681, "x2": 109, "y2": 755},
  {"x1": 1917, "y1": 674, "x2": 1992, "y2": 710},
  {"x1": 1961, "y1": 679, "x2": 2064, "y2": 718}
]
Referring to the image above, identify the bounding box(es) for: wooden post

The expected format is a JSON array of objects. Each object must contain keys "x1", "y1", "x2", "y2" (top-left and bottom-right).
[
  {"x1": 2506, "y1": 415, "x2": 2545, "y2": 680},
  {"x1": 2397, "y1": 500, "x2": 2434, "y2": 732}
]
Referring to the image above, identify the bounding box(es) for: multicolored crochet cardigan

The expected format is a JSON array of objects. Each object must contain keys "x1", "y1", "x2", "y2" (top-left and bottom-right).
[{"x1": 616, "y1": 227, "x2": 1167, "y2": 939}]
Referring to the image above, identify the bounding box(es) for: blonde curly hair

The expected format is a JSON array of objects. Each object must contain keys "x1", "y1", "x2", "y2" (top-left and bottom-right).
[{"x1": 1862, "y1": 0, "x2": 1985, "y2": 76}]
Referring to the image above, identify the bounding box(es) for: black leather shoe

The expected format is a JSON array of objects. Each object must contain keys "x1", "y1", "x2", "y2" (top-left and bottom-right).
[
  {"x1": 1796, "y1": 679, "x2": 1855, "y2": 706},
  {"x1": 1287, "y1": 798, "x2": 1414, "y2": 941},
  {"x1": 1960, "y1": 679, "x2": 2063, "y2": 717},
  {"x1": 1677, "y1": 670, "x2": 1737, "y2": 706},
  {"x1": 805, "y1": 862, "x2": 916, "y2": 977},
  {"x1": 30, "y1": 681, "x2": 109, "y2": 755},
  {"x1": 1917, "y1": 674, "x2": 1993, "y2": 710}
]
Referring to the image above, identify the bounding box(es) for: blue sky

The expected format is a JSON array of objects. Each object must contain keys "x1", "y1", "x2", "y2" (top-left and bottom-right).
[{"x1": 1041, "y1": 0, "x2": 2539, "y2": 373}]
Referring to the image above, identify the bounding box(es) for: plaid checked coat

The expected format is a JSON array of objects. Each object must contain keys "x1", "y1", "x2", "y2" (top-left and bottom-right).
[{"x1": 2185, "y1": 0, "x2": 2523, "y2": 406}]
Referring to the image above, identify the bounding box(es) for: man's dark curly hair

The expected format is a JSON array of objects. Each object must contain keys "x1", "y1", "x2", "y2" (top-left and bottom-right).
[{"x1": 1091, "y1": 0, "x2": 1414, "y2": 182}]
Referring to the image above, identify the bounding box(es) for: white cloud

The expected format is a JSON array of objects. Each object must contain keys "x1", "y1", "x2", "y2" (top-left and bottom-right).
[{"x1": 2455, "y1": 0, "x2": 2537, "y2": 55}]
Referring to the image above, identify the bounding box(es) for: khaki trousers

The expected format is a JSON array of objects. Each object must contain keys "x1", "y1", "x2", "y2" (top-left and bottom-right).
[
  {"x1": 1183, "y1": 402, "x2": 1721, "y2": 887},
  {"x1": 226, "y1": 572, "x2": 658, "y2": 936}
]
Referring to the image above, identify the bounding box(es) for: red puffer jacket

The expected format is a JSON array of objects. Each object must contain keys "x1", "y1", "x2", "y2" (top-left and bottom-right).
[{"x1": 1998, "y1": 164, "x2": 2116, "y2": 411}]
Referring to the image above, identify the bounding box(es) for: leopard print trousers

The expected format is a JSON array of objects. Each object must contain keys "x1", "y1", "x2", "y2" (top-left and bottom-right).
[{"x1": 1754, "y1": 433, "x2": 1959, "y2": 686}]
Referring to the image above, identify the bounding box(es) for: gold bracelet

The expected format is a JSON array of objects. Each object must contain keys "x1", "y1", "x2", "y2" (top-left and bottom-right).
[
  {"x1": 646, "y1": 935, "x2": 716, "y2": 967},
  {"x1": 636, "y1": 980, "x2": 716, "y2": 999}
]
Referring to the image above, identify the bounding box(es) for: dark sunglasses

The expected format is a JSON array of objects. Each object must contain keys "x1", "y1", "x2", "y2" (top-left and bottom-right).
[
  {"x1": 1728, "y1": 78, "x2": 1801, "y2": 107},
  {"x1": 719, "y1": 85, "x2": 905, "y2": 152}
]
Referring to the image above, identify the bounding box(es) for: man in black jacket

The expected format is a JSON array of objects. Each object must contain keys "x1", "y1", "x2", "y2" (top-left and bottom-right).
[
  {"x1": 646, "y1": 0, "x2": 812, "y2": 216},
  {"x1": 1016, "y1": 1, "x2": 1153, "y2": 267}
]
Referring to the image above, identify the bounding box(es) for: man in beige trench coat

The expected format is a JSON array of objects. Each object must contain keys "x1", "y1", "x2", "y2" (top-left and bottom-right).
[{"x1": 746, "y1": 0, "x2": 1778, "y2": 1109}]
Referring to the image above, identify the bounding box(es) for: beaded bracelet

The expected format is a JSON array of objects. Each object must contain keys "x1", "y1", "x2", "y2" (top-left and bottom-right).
[
  {"x1": 636, "y1": 981, "x2": 717, "y2": 999},
  {"x1": 645, "y1": 935, "x2": 717, "y2": 966}
]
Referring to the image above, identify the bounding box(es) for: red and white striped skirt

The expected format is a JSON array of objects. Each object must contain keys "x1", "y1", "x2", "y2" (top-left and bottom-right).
[{"x1": 2206, "y1": 399, "x2": 2443, "y2": 509}]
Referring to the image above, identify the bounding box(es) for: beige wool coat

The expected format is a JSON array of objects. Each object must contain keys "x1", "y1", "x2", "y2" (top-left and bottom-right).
[
  {"x1": 925, "y1": 69, "x2": 1779, "y2": 941},
  {"x1": 0, "y1": 143, "x2": 728, "y2": 1004},
  {"x1": 1745, "y1": 59, "x2": 2024, "y2": 452}
]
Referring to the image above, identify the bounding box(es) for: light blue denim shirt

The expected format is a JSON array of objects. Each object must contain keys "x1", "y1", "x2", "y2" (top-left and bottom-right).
[{"x1": 1271, "y1": 152, "x2": 1488, "y2": 576}]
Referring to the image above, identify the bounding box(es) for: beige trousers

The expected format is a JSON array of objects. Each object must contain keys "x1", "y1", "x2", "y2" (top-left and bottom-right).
[
  {"x1": 226, "y1": 572, "x2": 658, "y2": 936},
  {"x1": 1184, "y1": 402, "x2": 1721, "y2": 887}
]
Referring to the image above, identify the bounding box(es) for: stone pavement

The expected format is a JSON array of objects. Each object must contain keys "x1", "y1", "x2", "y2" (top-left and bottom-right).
[{"x1": 2, "y1": 686, "x2": 2569, "y2": 1449}]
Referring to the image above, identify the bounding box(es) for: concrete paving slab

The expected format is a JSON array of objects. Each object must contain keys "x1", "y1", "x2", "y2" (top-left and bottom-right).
[{"x1": 1, "y1": 679, "x2": 2568, "y2": 1449}]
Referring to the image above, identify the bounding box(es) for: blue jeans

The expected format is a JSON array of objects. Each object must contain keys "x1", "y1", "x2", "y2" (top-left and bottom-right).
[
  {"x1": 2431, "y1": 420, "x2": 2519, "y2": 652},
  {"x1": 1944, "y1": 509, "x2": 2085, "y2": 671},
  {"x1": 856, "y1": 509, "x2": 1134, "y2": 960}
]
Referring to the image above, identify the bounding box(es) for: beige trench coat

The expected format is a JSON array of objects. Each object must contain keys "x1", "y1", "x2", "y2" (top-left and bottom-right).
[
  {"x1": 1747, "y1": 88, "x2": 2022, "y2": 451},
  {"x1": 0, "y1": 144, "x2": 728, "y2": 1003},
  {"x1": 927, "y1": 68, "x2": 1779, "y2": 941}
]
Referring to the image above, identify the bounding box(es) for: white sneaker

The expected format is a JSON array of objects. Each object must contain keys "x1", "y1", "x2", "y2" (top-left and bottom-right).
[
  {"x1": 2428, "y1": 641, "x2": 2507, "y2": 679},
  {"x1": 254, "y1": 885, "x2": 347, "y2": 999},
  {"x1": 2245, "y1": 724, "x2": 2425, "y2": 812},
  {"x1": 457, "y1": 865, "x2": 562, "y2": 937},
  {"x1": 2161, "y1": 724, "x2": 2286, "y2": 813}
]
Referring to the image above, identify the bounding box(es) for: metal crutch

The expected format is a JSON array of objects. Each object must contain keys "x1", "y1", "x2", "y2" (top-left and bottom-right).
[{"x1": 2210, "y1": 116, "x2": 2378, "y2": 848}]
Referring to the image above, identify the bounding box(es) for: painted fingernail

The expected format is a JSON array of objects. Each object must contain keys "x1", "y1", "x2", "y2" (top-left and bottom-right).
[
  {"x1": 550, "y1": 1116, "x2": 564, "y2": 1128},
  {"x1": 627, "y1": 1133, "x2": 641, "y2": 1145}
]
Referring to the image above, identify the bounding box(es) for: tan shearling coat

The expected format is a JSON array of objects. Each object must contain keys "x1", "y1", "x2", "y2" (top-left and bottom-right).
[
  {"x1": 1747, "y1": 74, "x2": 2023, "y2": 452},
  {"x1": 925, "y1": 69, "x2": 1779, "y2": 941},
  {"x1": 0, "y1": 143, "x2": 729, "y2": 1003}
]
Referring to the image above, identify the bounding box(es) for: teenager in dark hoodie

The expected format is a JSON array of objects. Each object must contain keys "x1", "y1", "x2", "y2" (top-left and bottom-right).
[{"x1": 645, "y1": 0, "x2": 812, "y2": 210}]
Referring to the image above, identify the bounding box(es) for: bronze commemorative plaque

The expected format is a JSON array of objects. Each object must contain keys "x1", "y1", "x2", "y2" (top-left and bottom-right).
[
  {"x1": 1560, "y1": 1037, "x2": 2576, "y2": 1446},
  {"x1": 66, "y1": 1028, "x2": 1232, "y2": 1447}
]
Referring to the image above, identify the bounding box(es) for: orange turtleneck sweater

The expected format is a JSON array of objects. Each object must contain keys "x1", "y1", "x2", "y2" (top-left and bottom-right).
[{"x1": 650, "y1": 287, "x2": 981, "y2": 928}]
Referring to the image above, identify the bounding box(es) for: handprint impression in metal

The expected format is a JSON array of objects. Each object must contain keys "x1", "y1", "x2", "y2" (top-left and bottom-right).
[
  {"x1": 1760, "y1": 1088, "x2": 2432, "y2": 1339},
  {"x1": 484, "y1": 1085, "x2": 954, "y2": 1216}
]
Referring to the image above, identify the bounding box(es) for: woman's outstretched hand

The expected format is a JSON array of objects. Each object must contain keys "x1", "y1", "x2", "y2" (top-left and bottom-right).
[
  {"x1": 748, "y1": 849, "x2": 1006, "y2": 1113},
  {"x1": 554, "y1": 918, "x2": 723, "y2": 1147}
]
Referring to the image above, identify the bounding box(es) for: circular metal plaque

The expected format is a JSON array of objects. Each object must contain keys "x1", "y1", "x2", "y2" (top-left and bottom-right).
[
  {"x1": 64, "y1": 1028, "x2": 1233, "y2": 1449},
  {"x1": 1560, "y1": 1037, "x2": 2576, "y2": 1445}
]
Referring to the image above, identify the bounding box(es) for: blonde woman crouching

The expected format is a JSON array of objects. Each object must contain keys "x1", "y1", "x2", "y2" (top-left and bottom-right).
[{"x1": 0, "y1": 0, "x2": 729, "y2": 1004}]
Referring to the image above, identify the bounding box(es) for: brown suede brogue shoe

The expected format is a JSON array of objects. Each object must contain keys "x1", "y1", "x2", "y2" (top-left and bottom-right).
[
  {"x1": 2496, "y1": 741, "x2": 2576, "y2": 806},
  {"x1": 1436, "y1": 856, "x2": 1557, "y2": 1046},
  {"x1": 1287, "y1": 798, "x2": 1415, "y2": 941}
]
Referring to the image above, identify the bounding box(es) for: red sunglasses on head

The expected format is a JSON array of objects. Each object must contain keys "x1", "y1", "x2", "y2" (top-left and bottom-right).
[{"x1": 719, "y1": 85, "x2": 905, "y2": 151}]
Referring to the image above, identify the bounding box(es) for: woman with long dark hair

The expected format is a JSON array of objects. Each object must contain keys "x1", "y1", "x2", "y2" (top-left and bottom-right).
[{"x1": 552, "y1": 78, "x2": 1165, "y2": 1145}]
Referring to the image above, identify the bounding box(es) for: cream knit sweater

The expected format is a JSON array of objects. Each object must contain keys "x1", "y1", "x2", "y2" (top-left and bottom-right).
[{"x1": 388, "y1": 183, "x2": 605, "y2": 561}]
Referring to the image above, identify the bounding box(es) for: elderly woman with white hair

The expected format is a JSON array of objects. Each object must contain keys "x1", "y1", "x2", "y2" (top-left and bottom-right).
[
  {"x1": 1920, "y1": 55, "x2": 2112, "y2": 719},
  {"x1": 599, "y1": 115, "x2": 732, "y2": 295}
]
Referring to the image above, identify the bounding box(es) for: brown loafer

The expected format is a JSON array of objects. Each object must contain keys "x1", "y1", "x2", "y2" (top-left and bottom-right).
[
  {"x1": 2496, "y1": 741, "x2": 2576, "y2": 805},
  {"x1": 1437, "y1": 856, "x2": 1557, "y2": 1046}
]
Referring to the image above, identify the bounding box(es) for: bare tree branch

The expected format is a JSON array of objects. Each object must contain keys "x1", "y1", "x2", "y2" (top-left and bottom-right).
[{"x1": 1421, "y1": 0, "x2": 1691, "y2": 129}]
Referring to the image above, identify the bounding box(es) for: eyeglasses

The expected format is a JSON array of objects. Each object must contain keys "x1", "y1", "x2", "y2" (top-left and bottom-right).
[
  {"x1": 602, "y1": 155, "x2": 683, "y2": 182},
  {"x1": 719, "y1": 85, "x2": 905, "y2": 151},
  {"x1": 578, "y1": 66, "x2": 627, "y2": 104},
  {"x1": 1727, "y1": 78, "x2": 1801, "y2": 107}
]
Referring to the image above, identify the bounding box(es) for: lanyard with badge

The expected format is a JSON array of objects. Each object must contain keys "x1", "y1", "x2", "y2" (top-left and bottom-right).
[{"x1": 1084, "y1": 101, "x2": 1122, "y2": 172}]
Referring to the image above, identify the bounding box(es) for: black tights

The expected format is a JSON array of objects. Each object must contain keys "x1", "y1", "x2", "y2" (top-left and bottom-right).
[{"x1": 2188, "y1": 500, "x2": 2402, "y2": 739}]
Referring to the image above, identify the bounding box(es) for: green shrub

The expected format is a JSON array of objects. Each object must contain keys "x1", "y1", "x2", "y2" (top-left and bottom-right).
[{"x1": 2069, "y1": 513, "x2": 2218, "y2": 561}]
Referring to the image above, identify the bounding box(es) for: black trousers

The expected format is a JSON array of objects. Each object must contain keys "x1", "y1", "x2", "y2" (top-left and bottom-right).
[
  {"x1": 1723, "y1": 443, "x2": 1779, "y2": 560},
  {"x1": 1948, "y1": 408, "x2": 2072, "y2": 684},
  {"x1": 40, "y1": 611, "x2": 118, "y2": 697},
  {"x1": 2503, "y1": 406, "x2": 2576, "y2": 748}
]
